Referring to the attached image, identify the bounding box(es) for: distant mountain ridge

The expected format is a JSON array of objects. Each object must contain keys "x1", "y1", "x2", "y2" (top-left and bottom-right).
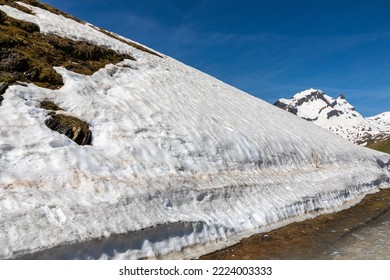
[{"x1": 274, "y1": 89, "x2": 390, "y2": 150}]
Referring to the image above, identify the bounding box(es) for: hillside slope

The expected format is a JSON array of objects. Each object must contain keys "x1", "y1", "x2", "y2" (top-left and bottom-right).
[
  {"x1": 0, "y1": 1, "x2": 389, "y2": 259},
  {"x1": 366, "y1": 112, "x2": 390, "y2": 153}
]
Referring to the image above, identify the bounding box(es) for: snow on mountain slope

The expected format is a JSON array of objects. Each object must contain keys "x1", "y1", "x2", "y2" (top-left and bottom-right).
[
  {"x1": 368, "y1": 112, "x2": 390, "y2": 135},
  {"x1": 0, "y1": 1, "x2": 160, "y2": 59},
  {"x1": 275, "y1": 89, "x2": 390, "y2": 145},
  {"x1": 0, "y1": 2, "x2": 390, "y2": 260}
]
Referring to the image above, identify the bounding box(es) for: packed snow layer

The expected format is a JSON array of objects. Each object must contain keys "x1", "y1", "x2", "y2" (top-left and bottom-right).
[
  {"x1": 0, "y1": 60, "x2": 389, "y2": 259},
  {"x1": 0, "y1": 3, "x2": 390, "y2": 259}
]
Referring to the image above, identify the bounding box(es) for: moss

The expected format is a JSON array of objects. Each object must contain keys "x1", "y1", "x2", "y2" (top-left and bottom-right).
[
  {"x1": 366, "y1": 139, "x2": 390, "y2": 154},
  {"x1": 40, "y1": 100, "x2": 63, "y2": 111},
  {"x1": 45, "y1": 113, "x2": 92, "y2": 145},
  {"x1": 0, "y1": 27, "x2": 27, "y2": 47},
  {"x1": 40, "y1": 100, "x2": 92, "y2": 145},
  {"x1": 97, "y1": 27, "x2": 164, "y2": 58},
  {"x1": 9, "y1": 16, "x2": 39, "y2": 32},
  {"x1": 9, "y1": 2, "x2": 35, "y2": 15},
  {"x1": 0, "y1": 4, "x2": 135, "y2": 89}
]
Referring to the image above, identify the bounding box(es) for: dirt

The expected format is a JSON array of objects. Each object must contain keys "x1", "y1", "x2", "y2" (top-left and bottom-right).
[{"x1": 201, "y1": 188, "x2": 390, "y2": 260}]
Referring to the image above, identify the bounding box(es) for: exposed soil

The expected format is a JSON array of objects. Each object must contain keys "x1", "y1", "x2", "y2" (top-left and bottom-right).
[{"x1": 201, "y1": 188, "x2": 390, "y2": 260}]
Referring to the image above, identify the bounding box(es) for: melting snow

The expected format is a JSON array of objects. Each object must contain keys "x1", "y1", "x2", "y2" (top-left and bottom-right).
[{"x1": 0, "y1": 3, "x2": 389, "y2": 259}]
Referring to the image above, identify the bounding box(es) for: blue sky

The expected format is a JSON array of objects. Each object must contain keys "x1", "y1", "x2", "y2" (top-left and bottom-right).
[{"x1": 43, "y1": 0, "x2": 390, "y2": 116}]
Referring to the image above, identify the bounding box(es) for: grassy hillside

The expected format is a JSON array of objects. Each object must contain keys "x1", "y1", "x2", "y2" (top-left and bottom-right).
[
  {"x1": 366, "y1": 139, "x2": 390, "y2": 154},
  {"x1": 0, "y1": 1, "x2": 134, "y2": 89}
]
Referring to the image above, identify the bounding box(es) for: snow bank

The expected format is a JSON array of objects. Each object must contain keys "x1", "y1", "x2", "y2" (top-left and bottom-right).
[{"x1": 0, "y1": 2, "x2": 389, "y2": 259}]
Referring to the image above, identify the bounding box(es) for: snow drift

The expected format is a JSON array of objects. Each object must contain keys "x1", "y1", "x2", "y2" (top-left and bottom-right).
[{"x1": 0, "y1": 2, "x2": 389, "y2": 259}]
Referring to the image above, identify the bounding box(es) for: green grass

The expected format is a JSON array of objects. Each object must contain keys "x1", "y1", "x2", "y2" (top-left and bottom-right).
[{"x1": 366, "y1": 139, "x2": 390, "y2": 154}]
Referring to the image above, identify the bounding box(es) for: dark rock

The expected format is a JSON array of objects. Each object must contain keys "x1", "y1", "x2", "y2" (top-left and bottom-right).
[
  {"x1": 318, "y1": 105, "x2": 328, "y2": 114},
  {"x1": 287, "y1": 106, "x2": 298, "y2": 115},
  {"x1": 274, "y1": 100, "x2": 298, "y2": 115},
  {"x1": 40, "y1": 100, "x2": 63, "y2": 111},
  {"x1": 0, "y1": 48, "x2": 10, "y2": 60},
  {"x1": 327, "y1": 110, "x2": 344, "y2": 119},
  {"x1": 0, "y1": 81, "x2": 9, "y2": 105},
  {"x1": 24, "y1": 68, "x2": 40, "y2": 81},
  {"x1": 0, "y1": 81, "x2": 8, "y2": 95},
  {"x1": 14, "y1": 20, "x2": 40, "y2": 33},
  {"x1": 302, "y1": 116, "x2": 318, "y2": 122},
  {"x1": 294, "y1": 91, "x2": 331, "y2": 107},
  {"x1": 45, "y1": 114, "x2": 92, "y2": 145},
  {"x1": 14, "y1": 58, "x2": 29, "y2": 72},
  {"x1": 0, "y1": 49, "x2": 30, "y2": 72},
  {"x1": 273, "y1": 100, "x2": 288, "y2": 109},
  {"x1": 0, "y1": 10, "x2": 6, "y2": 25}
]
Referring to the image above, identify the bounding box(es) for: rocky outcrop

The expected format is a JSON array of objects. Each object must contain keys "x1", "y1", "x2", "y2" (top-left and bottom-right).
[
  {"x1": 273, "y1": 100, "x2": 298, "y2": 115},
  {"x1": 41, "y1": 101, "x2": 92, "y2": 145},
  {"x1": 0, "y1": 81, "x2": 8, "y2": 104},
  {"x1": 45, "y1": 113, "x2": 92, "y2": 146},
  {"x1": 327, "y1": 109, "x2": 344, "y2": 119}
]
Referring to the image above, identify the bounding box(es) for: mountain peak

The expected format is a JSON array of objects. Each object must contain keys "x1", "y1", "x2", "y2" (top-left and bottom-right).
[
  {"x1": 338, "y1": 93, "x2": 346, "y2": 100},
  {"x1": 275, "y1": 89, "x2": 390, "y2": 146}
]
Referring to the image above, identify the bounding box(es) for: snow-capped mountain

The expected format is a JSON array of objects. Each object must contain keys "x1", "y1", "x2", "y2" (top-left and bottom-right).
[
  {"x1": 368, "y1": 112, "x2": 390, "y2": 136},
  {"x1": 274, "y1": 88, "x2": 390, "y2": 145},
  {"x1": 0, "y1": 1, "x2": 389, "y2": 260}
]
